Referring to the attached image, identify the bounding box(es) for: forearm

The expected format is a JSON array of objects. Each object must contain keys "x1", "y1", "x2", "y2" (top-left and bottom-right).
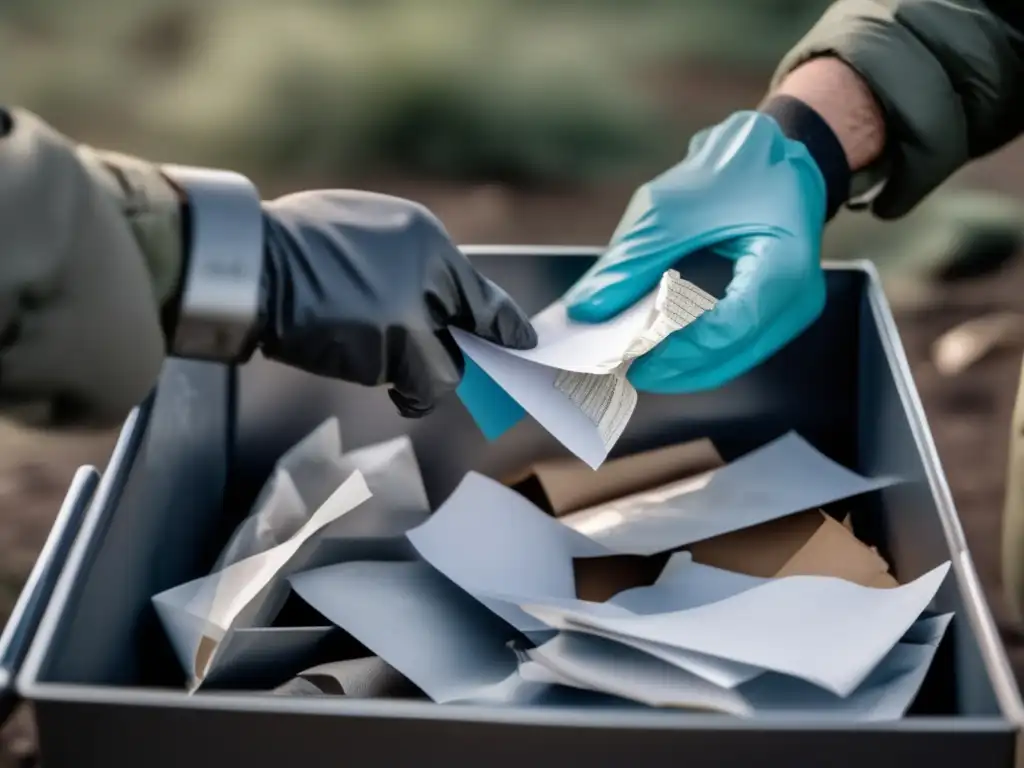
[
  {"x1": 0, "y1": 108, "x2": 182, "y2": 428},
  {"x1": 768, "y1": 57, "x2": 886, "y2": 175},
  {"x1": 765, "y1": 0, "x2": 1024, "y2": 219}
]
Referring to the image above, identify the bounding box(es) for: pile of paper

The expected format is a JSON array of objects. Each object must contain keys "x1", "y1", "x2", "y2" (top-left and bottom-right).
[
  {"x1": 151, "y1": 418, "x2": 432, "y2": 692},
  {"x1": 152, "y1": 418, "x2": 953, "y2": 719},
  {"x1": 453, "y1": 270, "x2": 718, "y2": 468}
]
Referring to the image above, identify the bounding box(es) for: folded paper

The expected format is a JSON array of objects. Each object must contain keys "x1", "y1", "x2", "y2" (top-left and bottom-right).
[
  {"x1": 525, "y1": 613, "x2": 951, "y2": 719},
  {"x1": 560, "y1": 432, "x2": 899, "y2": 556},
  {"x1": 453, "y1": 270, "x2": 717, "y2": 468},
  {"x1": 289, "y1": 560, "x2": 521, "y2": 704},
  {"x1": 153, "y1": 470, "x2": 372, "y2": 688},
  {"x1": 520, "y1": 563, "x2": 950, "y2": 697}
]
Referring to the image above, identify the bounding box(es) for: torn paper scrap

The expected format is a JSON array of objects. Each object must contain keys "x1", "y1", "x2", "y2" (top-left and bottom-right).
[
  {"x1": 288, "y1": 560, "x2": 521, "y2": 704},
  {"x1": 215, "y1": 420, "x2": 430, "y2": 572},
  {"x1": 560, "y1": 432, "x2": 900, "y2": 556},
  {"x1": 214, "y1": 468, "x2": 309, "y2": 574},
  {"x1": 451, "y1": 337, "x2": 615, "y2": 468},
  {"x1": 688, "y1": 509, "x2": 832, "y2": 578},
  {"x1": 405, "y1": 472, "x2": 612, "y2": 634},
  {"x1": 521, "y1": 562, "x2": 950, "y2": 697},
  {"x1": 507, "y1": 437, "x2": 724, "y2": 517},
  {"x1": 500, "y1": 269, "x2": 717, "y2": 375},
  {"x1": 552, "y1": 368, "x2": 637, "y2": 452},
  {"x1": 318, "y1": 435, "x2": 430, "y2": 539},
  {"x1": 773, "y1": 513, "x2": 894, "y2": 586},
  {"x1": 152, "y1": 470, "x2": 372, "y2": 686},
  {"x1": 452, "y1": 270, "x2": 717, "y2": 468},
  {"x1": 526, "y1": 612, "x2": 950, "y2": 718},
  {"x1": 690, "y1": 509, "x2": 898, "y2": 587}
]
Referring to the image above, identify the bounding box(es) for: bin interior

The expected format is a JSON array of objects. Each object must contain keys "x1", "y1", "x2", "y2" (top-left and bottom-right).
[{"x1": 22, "y1": 250, "x2": 1011, "y2": 726}]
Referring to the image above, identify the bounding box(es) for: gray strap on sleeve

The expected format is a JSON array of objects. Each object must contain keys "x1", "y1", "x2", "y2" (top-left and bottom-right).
[{"x1": 161, "y1": 165, "x2": 264, "y2": 363}]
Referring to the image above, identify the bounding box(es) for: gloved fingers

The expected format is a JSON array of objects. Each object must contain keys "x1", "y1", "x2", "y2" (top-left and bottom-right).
[
  {"x1": 626, "y1": 236, "x2": 824, "y2": 391},
  {"x1": 607, "y1": 185, "x2": 657, "y2": 244},
  {"x1": 627, "y1": 310, "x2": 781, "y2": 394},
  {"x1": 627, "y1": 293, "x2": 823, "y2": 393},
  {"x1": 387, "y1": 330, "x2": 463, "y2": 418},
  {"x1": 450, "y1": 271, "x2": 538, "y2": 350},
  {"x1": 388, "y1": 389, "x2": 433, "y2": 419}
]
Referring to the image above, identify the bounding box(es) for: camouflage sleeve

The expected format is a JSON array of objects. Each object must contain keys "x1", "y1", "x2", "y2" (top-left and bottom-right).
[
  {"x1": 773, "y1": 0, "x2": 1024, "y2": 218},
  {"x1": 0, "y1": 107, "x2": 184, "y2": 428}
]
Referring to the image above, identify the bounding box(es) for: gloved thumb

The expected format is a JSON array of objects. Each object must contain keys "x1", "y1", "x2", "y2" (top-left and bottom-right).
[{"x1": 564, "y1": 238, "x2": 677, "y2": 324}]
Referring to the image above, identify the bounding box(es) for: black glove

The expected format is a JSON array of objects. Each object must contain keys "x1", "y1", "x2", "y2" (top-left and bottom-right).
[{"x1": 256, "y1": 190, "x2": 537, "y2": 417}]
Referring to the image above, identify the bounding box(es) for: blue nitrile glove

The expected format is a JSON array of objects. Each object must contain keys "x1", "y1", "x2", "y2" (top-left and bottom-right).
[{"x1": 564, "y1": 105, "x2": 845, "y2": 394}]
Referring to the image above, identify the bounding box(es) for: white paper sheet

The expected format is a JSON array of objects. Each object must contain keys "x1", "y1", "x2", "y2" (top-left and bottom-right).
[
  {"x1": 560, "y1": 432, "x2": 900, "y2": 555},
  {"x1": 289, "y1": 560, "x2": 521, "y2": 704},
  {"x1": 528, "y1": 634, "x2": 755, "y2": 714},
  {"x1": 407, "y1": 478, "x2": 769, "y2": 688},
  {"x1": 502, "y1": 554, "x2": 766, "y2": 689},
  {"x1": 152, "y1": 470, "x2": 372, "y2": 684},
  {"x1": 521, "y1": 562, "x2": 950, "y2": 697},
  {"x1": 492, "y1": 270, "x2": 717, "y2": 375},
  {"x1": 405, "y1": 472, "x2": 611, "y2": 634},
  {"x1": 216, "y1": 423, "x2": 430, "y2": 572},
  {"x1": 267, "y1": 417, "x2": 348, "y2": 514},
  {"x1": 526, "y1": 613, "x2": 951, "y2": 718},
  {"x1": 452, "y1": 270, "x2": 717, "y2": 468},
  {"x1": 452, "y1": 335, "x2": 612, "y2": 468}
]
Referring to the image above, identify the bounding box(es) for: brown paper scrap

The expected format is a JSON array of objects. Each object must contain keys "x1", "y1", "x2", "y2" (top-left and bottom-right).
[
  {"x1": 692, "y1": 510, "x2": 898, "y2": 587},
  {"x1": 507, "y1": 438, "x2": 723, "y2": 517}
]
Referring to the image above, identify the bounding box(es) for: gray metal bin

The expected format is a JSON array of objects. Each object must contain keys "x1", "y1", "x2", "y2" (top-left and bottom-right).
[{"x1": 4, "y1": 246, "x2": 1023, "y2": 767}]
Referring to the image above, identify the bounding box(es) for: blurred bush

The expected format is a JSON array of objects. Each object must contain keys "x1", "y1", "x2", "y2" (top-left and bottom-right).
[{"x1": 0, "y1": 0, "x2": 830, "y2": 187}]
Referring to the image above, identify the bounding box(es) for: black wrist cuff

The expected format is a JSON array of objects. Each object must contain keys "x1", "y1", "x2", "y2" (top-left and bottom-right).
[{"x1": 761, "y1": 95, "x2": 850, "y2": 221}]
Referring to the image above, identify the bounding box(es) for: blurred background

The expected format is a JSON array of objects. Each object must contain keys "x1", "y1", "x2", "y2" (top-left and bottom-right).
[{"x1": 4, "y1": 0, "x2": 1024, "y2": 762}]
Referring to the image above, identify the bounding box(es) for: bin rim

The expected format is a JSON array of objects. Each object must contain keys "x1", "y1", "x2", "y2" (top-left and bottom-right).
[
  {"x1": 854, "y1": 256, "x2": 1024, "y2": 732},
  {"x1": 12, "y1": 250, "x2": 1024, "y2": 737},
  {"x1": 0, "y1": 463, "x2": 100, "y2": 728},
  {"x1": 16, "y1": 401, "x2": 148, "y2": 709}
]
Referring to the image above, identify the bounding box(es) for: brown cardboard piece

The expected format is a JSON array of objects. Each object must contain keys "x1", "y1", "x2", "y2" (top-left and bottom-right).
[
  {"x1": 688, "y1": 510, "x2": 825, "y2": 578},
  {"x1": 507, "y1": 438, "x2": 724, "y2": 518},
  {"x1": 693, "y1": 510, "x2": 899, "y2": 587},
  {"x1": 575, "y1": 510, "x2": 898, "y2": 601}
]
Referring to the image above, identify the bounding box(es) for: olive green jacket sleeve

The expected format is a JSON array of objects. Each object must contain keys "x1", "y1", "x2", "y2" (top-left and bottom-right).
[
  {"x1": 772, "y1": 0, "x2": 1024, "y2": 219},
  {"x1": 0, "y1": 107, "x2": 184, "y2": 427}
]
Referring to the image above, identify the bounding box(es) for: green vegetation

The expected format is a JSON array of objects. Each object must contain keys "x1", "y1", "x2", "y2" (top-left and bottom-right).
[{"x1": 0, "y1": 0, "x2": 831, "y2": 187}]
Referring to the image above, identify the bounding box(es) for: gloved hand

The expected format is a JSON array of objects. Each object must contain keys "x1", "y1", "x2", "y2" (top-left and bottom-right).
[
  {"x1": 257, "y1": 191, "x2": 537, "y2": 417},
  {"x1": 564, "y1": 111, "x2": 828, "y2": 393}
]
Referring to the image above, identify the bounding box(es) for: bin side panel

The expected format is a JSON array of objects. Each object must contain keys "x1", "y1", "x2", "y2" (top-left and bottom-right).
[
  {"x1": 32, "y1": 699, "x2": 1017, "y2": 768},
  {"x1": 0, "y1": 669, "x2": 10, "y2": 730},
  {"x1": 37, "y1": 360, "x2": 232, "y2": 687},
  {"x1": 0, "y1": 465, "x2": 99, "y2": 726},
  {"x1": 857, "y1": 280, "x2": 1010, "y2": 717}
]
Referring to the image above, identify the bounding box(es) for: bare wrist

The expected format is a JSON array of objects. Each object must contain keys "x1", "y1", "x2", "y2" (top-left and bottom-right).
[{"x1": 770, "y1": 57, "x2": 886, "y2": 173}]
